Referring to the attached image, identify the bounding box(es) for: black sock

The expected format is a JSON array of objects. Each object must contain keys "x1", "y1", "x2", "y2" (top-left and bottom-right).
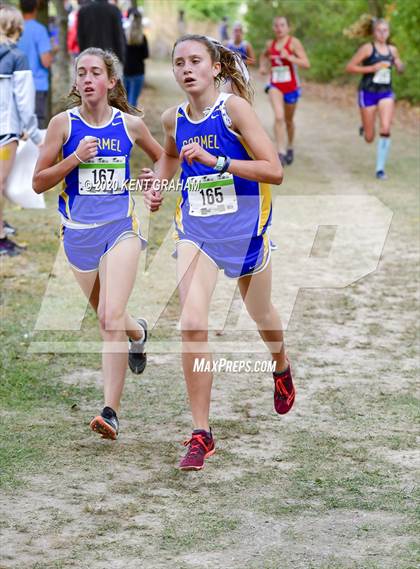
[
  {"x1": 273, "y1": 365, "x2": 289, "y2": 377},
  {"x1": 193, "y1": 428, "x2": 212, "y2": 439}
]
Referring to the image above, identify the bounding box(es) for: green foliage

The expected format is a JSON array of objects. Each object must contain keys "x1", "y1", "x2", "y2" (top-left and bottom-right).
[
  {"x1": 389, "y1": 0, "x2": 420, "y2": 102},
  {"x1": 245, "y1": 0, "x2": 420, "y2": 103},
  {"x1": 183, "y1": 0, "x2": 241, "y2": 23}
]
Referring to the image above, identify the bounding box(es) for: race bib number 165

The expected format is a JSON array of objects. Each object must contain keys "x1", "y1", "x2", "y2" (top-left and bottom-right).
[{"x1": 187, "y1": 172, "x2": 238, "y2": 217}]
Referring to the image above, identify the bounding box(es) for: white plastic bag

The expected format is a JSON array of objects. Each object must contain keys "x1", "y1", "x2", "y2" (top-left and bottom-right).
[{"x1": 5, "y1": 133, "x2": 46, "y2": 209}]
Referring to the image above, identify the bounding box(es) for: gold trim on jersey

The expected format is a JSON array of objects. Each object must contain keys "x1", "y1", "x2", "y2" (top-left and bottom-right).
[
  {"x1": 258, "y1": 183, "x2": 271, "y2": 235},
  {"x1": 175, "y1": 194, "x2": 184, "y2": 233},
  {"x1": 235, "y1": 135, "x2": 272, "y2": 236},
  {"x1": 58, "y1": 150, "x2": 72, "y2": 219},
  {"x1": 131, "y1": 212, "x2": 139, "y2": 233}
]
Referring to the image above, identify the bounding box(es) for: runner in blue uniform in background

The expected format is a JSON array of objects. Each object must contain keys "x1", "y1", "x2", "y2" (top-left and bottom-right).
[
  {"x1": 33, "y1": 48, "x2": 163, "y2": 440},
  {"x1": 226, "y1": 22, "x2": 255, "y2": 66}
]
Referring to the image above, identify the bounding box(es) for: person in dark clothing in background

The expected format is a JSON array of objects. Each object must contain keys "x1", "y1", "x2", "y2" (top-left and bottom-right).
[
  {"x1": 77, "y1": 0, "x2": 125, "y2": 63},
  {"x1": 123, "y1": 9, "x2": 148, "y2": 106}
]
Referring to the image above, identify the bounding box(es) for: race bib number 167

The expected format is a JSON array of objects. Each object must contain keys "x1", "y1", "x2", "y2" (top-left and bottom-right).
[{"x1": 78, "y1": 156, "x2": 126, "y2": 194}]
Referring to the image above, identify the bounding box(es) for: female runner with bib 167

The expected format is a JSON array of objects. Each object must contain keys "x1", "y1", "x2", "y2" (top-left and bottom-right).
[
  {"x1": 33, "y1": 48, "x2": 163, "y2": 441},
  {"x1": 141, "y1": 35, "x2": 296, "y2": 471}
]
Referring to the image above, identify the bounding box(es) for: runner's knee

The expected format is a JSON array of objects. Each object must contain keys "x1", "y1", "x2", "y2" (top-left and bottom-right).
[
  {"x1": 181, "y1": 328, "x2": 208, "y2": 343},
  {"x1": 180, "y1": 312, "x2": 208, "y2": 335},
  {"x1": 98, "y1": 306, "x2": 125, "y2": 333},
  {"x1": 246, "y1": 303, "x2": 274, "y2": 327}
]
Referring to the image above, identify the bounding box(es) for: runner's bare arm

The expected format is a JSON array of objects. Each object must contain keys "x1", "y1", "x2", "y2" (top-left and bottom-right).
[
  {"x1": 391, "y1": 45, "x2": 404, "y2": 73},
  {"x1": 33, "y1": 113, "x2": 96, "y2": 193},
  {"x1": 124, "y1": 113, "x2": 163, "y2": 162},
  {"x1": 286, "y1": 38, "x2": 310, "y2": 69},
  {"x1": 222, "y1": 96, "x2": 283, "y2": 184},
  {"x1": 259, "y1": 40, "x2": 271, "y2": 74},
  {"x1": 141, "y1": 107, "x2": 180, "y2": 212},
  {"x1": 155, "y1": 107, "x2": 181, "y2": 179},
  {"x1": 246, "y1": 42, "x2": 256, "y2": 66},
  {"x1": 346, "y1": 43, "x2": 379, "y2": 74}
]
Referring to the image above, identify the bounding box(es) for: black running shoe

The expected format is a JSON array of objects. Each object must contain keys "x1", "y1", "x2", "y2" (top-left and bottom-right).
[
  {"x1": 90, "y1": 406, "x2": 119, "y2": 440},
  {"x1": 3, "y1": 221, "x2": 17, "y2": 235},
  {"x1": 0, "y1": 236, "x2": 24, "y2": 256},
  {"x1": 278, "y1": 153, "x2": 287, "y2": 167},
  {"x1": 285, "y1": 148, "x2": 294, "y2": 165},
  {"x1": 128, "y1": 318, "x2": 147, "y2": 374}
]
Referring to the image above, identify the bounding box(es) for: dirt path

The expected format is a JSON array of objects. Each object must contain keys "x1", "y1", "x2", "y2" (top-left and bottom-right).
[{"x1": 1, "y1": 63, "x2": 418, "y2": 569}]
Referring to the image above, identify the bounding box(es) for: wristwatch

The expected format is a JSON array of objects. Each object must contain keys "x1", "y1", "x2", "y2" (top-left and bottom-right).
[{"x1": 214, "y1": 155, "x2": 226, "y2": 172}]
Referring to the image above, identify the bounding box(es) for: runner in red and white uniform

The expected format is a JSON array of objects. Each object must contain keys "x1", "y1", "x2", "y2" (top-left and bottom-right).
[{"x1": 259, "y1": 16, "x2": 310, "y2": 166}]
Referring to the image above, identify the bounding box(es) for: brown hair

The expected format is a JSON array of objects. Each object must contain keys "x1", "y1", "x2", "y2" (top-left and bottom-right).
[
  {"x1": 126, "y1": 10, "x2": 144, "y2": 46},
  {"x1": 344, "y1": 15, "x2": 389, "y2": 39},
  {"x1": 67, "y1": 48, "x2": 143, "y2": 116},
  {"x1": 0, "y1": 4, "x2": 24, "y2": 43},
  {"x1": 172, "y1": 34, "x2": 254, "y2": 104},
  {"x1": 273, "y1": 16, "x2": 290, "y2": 26}
]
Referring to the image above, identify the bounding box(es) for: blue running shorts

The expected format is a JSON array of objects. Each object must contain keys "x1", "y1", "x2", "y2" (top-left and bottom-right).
[
  {"x1": 62, "y1": 216, "x2": 146, "y2": 272},
  {"x1": 174, "y1": 232, "x2": 272, "y2": 278}
]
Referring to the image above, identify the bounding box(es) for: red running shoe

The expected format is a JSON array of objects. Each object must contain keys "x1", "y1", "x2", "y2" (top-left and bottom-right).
[
  {"x1": 273, "y1": 363, "x2": 296, "y2": 415},
  {"x1": 179, "y1": 429, "x2": 215, "y2": 471}
]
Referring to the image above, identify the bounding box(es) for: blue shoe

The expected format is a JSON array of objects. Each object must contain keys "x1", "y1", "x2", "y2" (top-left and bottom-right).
[
  {"x1": 285, "y1": 148, "x2": 294, "y2": 165},
  {"x1": 376, "y1": 170, "x2": 387, "y2": 180},
  {"x1": 278, "y1": 153, "x2": 286, "y2": 167}
]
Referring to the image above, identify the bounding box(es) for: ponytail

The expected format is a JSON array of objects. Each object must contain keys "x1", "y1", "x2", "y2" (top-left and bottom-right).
[
  {"x1": 217, "y1": 42, "x2": 254, "y2": 104},
  {"x1": 344, "y1": 14, "x2": 388, "y2": 39}
]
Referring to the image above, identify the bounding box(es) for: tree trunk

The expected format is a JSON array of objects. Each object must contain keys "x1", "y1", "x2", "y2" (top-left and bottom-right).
[
  {"x1": 51, "y1": 0, "x2": 71, "y2": 113},
  {"x1": 36, "y1": 0, "x2": 51, "y2": 123},
  {"x1": 368, "y1": 0, "x2": 384, "y2": 18}
]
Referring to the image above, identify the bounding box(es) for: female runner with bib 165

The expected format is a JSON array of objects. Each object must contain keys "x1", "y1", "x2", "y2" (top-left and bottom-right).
[
  {"x1": 33, "y1": 48, "x2": 163, "y2": 440},
  {"x1": 259, "y1": 16, "x2": 310, "y2": 167},
  {"x1": 345, "y1": 17, "x2": 404, "y2": 180},
  {"x1": 141, "y1": 35, "x2": 296, "y2": 471}
]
